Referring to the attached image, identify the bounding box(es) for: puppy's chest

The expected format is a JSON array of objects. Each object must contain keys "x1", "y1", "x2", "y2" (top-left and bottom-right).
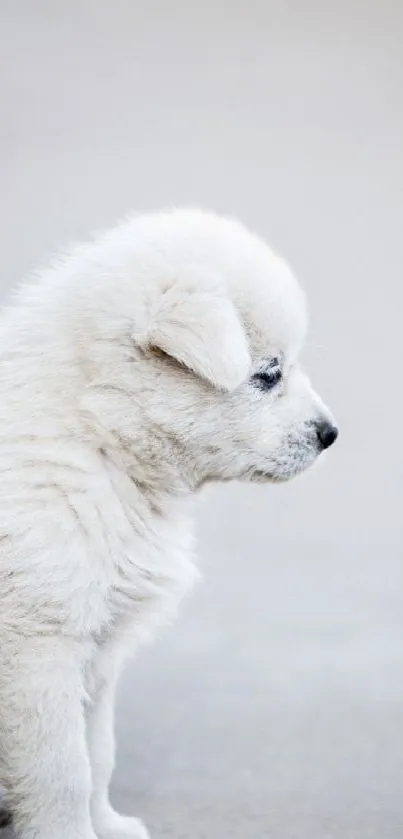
[
  {"x1": 106, "y1": 531, "x2": 195, "y2": 627},
  {"x1": 91, "y1": 481, "x2": 198, "y2": 635}
]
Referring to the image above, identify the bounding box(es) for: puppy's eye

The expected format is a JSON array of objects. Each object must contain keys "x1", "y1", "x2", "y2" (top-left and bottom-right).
[{"x1": 252, "y1": 363, "x2": 282, "y2": 391}]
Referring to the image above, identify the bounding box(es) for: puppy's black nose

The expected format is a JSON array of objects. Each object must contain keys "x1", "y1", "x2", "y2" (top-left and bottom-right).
[{"x1": 316, "y1": 421, "x2": 339, "y2": 450}]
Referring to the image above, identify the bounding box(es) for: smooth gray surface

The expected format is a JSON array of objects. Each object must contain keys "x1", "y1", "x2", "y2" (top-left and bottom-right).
[{"x1": 1, "y1": 2, "x2": 402, "y2": 837}]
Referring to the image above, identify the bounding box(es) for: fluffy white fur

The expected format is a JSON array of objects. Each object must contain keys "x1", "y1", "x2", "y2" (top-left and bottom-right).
[{"x1": 0, "y1": 209, "x2": 337, "y2": 839}]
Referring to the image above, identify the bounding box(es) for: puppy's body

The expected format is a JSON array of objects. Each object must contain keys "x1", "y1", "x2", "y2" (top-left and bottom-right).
[{"x1": 0, "y1": 210, "x2": 337, "y2": 839}]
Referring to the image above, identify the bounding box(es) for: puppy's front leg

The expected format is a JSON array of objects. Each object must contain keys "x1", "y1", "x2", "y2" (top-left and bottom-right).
[
  {"x1": 86, "y1": 639, "x2": 149, "y2": 839},
  {"x1": 0, "y1": 636, "x2": 97, "y2": 839}
]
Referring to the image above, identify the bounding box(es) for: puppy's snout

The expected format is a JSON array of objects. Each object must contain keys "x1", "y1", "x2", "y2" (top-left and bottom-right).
[{"x1": 316, "y1": 420, "x2": 339, "y2": 451}]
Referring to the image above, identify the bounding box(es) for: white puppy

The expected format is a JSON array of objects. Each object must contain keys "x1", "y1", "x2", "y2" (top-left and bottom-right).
[{"x1": 0, "y1": 210, "x2": 337, "y2": 839}]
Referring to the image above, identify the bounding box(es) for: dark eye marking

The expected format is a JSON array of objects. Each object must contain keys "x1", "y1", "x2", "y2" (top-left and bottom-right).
[{"x1": 251, "y1": 358, "x2": 283, "y2": 391}]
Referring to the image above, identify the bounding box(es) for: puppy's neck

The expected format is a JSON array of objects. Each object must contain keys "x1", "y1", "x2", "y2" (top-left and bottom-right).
[{"x1": 96, "y1": 435, "x2": 196, "y2": 518}]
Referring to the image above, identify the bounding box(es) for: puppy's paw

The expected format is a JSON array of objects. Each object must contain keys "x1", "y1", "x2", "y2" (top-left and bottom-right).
[{"x1": 95, "y1": 811, "x2": 150, "y2": 839}]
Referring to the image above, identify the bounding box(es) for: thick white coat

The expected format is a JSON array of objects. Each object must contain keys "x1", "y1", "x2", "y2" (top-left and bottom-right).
[{"x1": 0, "y1": 210, "x2": 336, "y2": 839}]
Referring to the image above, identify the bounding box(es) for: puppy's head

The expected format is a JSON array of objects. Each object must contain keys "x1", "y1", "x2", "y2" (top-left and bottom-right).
[{"x1": 118, "y1": 210, "x2": 338, "y2": 489}]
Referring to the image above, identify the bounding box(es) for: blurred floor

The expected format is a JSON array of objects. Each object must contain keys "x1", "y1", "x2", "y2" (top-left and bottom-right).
[{"x1": 1, "y1": 2, "x2": 402, "y2": 837}]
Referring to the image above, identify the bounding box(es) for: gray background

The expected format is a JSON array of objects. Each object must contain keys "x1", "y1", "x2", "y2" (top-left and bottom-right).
[{"x1": 1, "y1": 2, "x2": 402, "y2": 837}]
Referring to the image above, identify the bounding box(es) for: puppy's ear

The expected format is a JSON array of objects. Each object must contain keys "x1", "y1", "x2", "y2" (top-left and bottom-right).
[{"x1": 143, "y1": 288, "x2": 251, "y2": 391}]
